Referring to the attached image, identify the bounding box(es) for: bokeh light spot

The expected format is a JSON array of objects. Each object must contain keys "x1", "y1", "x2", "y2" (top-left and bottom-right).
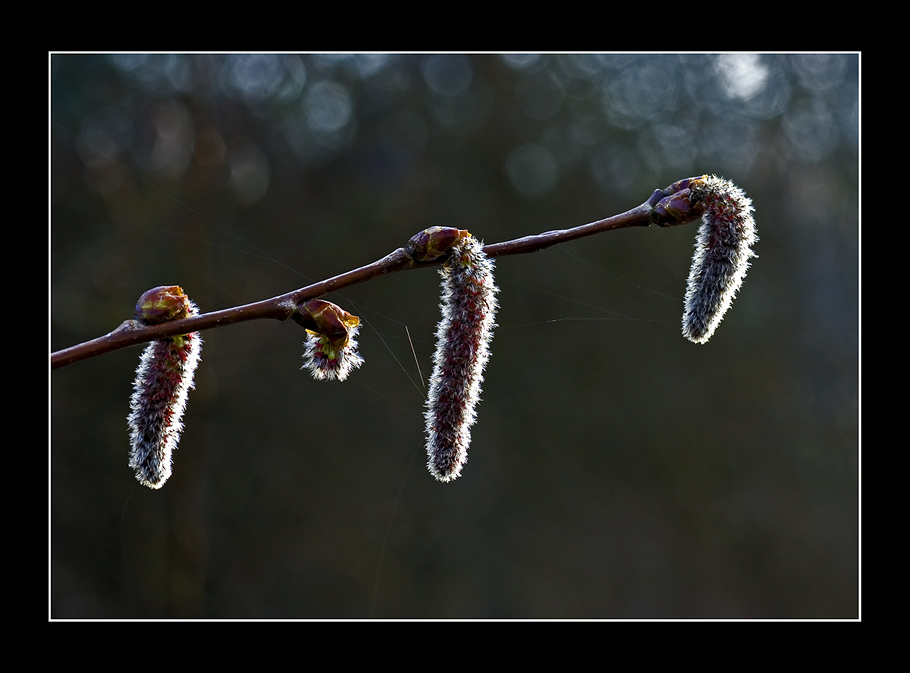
[
  {"x1": 422, "y1": 54, "x2": 473, "y2": 97},
  {"x1": 304, "y1": 80, "x2": 354, "y2": 134},
  {"x1": 716, "y1": 54, "x2": 769, "y2": 101},
  {"x1": 506, "y1": 143, "x2": 559, "y2": 198},
  {"x1": 228, "y1": 138, "x2": 270, "y2": 205}
]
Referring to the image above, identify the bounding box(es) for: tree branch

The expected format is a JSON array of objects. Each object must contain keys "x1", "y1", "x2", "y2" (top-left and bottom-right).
[{"x1": 51, "y1": 191, "x2": 683, "y2": 370}]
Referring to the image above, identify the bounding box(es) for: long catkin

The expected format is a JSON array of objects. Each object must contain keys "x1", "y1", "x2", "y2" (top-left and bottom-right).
[
  {"x1": 424, "y1": 235, "x2": 499, "y2": 482},
  {"x1": 682, "y1": 175, "x2": 758, "y2": 344}
]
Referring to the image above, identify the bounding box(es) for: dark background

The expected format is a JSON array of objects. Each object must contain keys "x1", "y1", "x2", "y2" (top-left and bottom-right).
[{"x1": 50, "y1": 53, "x2": 859, "y2": 619}]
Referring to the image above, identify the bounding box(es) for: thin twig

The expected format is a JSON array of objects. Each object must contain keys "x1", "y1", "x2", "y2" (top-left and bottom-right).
[{"x1": 50, "y1": 196, "x2": 670, "y2": 370}]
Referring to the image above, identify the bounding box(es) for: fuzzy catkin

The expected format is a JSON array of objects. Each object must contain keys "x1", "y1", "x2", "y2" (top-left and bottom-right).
[
  {"x1": 425, "y1": 236, "x2": 498, "y2": 482},
  {"x1": 302, "y1": 323, "x2": 364, "y2": 381},
  {"x1": 682, "y1": 175, "x2": 758, "y2": 344},
  {"x1": 128, "y1": 305, "x2": 202, "y2": 489}
]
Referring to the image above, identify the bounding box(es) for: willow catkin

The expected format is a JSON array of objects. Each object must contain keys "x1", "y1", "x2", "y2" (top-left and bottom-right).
[
  {"x1": 425, "y1": 235, "x2": 499, "y2": 482},
  {"x1": 297, "y1": 299, "x2": 364, "y2": 382},
  {"x1": 682, "y1": 175, "x2": 758, "y2": 344},
  {"x1": 302, "y1": 322, "x2": 364, "y2": 381},
  {"x1": 127, "y1": 287, "x2": 202, "y2": 489}
]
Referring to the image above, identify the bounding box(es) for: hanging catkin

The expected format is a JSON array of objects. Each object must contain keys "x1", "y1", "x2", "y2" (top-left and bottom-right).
[
  {"x1": 127, "y1": 286, "x2": 203, "y2": 489},
  {"x1": 423, "y1": 234, "x2": 499, "y2": 482}
]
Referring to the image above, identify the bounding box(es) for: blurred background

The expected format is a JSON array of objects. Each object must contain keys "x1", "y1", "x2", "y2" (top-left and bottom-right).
[{"x1": 50, "y1": 53, "x2": 859, "y2": 619}]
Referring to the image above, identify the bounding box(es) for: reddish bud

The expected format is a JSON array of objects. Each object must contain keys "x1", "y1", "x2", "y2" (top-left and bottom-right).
[
  {"x1": 406, "y1": 226, "x2": 471, "y2": 262},
  {"x1": 135, "y1": 285, "x2": 192, "y2": 324},
  {"x1": 294, "y1": 299, "x2": 360, "y2": 348},
  {"x1": 295, "y1": 300, "x2": 364, "y2": 381},
  {"x1": 653, "y1": 189, "x2": 706, "y2": 225},
  {"x1": 649, "y1": 176, "x2": 708, "y2": 228}
]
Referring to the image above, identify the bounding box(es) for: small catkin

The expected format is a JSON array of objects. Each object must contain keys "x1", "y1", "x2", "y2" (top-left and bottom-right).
[
  {"x1": 302, "y1": 323, "x2": 364, "y2": 381},
  {"x1": 682, "y1": 175, "x2": 758, "y2": 344},
  {"x1": 128, "y1": 299, "x2": 202, "y2": 489},
  {"x1": 297, "y1": 299, "x2": 364, "y2": 382},
  {"x1": 425, "y1": 235, "x2": 499, "y2": 482}
]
